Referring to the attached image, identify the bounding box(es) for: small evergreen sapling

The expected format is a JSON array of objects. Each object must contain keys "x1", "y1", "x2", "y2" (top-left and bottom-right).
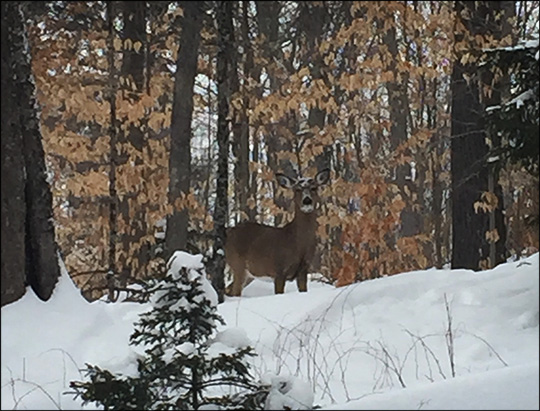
[{"x1": 70, "y1": 251, "x2": 267, "y2": 410}]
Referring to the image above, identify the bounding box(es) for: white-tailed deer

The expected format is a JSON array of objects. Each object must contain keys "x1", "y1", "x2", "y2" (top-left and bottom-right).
[{"x1": 225, "y1": 168, "x2": 330, "y2": 296}]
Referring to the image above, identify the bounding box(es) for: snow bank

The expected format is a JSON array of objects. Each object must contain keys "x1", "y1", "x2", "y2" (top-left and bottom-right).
[
  {"x1": 1, "y1": 260, "x2": 149, "y2": 410},
  {"x1": 220, "y1": 253, "x2": 539, "y2": 407},
  {"x1": 1, "y1": 253, "x2": 538, "y2": 410},
  {"x1": 323, "y1": 363, "x2": 539, "y2": 410}
]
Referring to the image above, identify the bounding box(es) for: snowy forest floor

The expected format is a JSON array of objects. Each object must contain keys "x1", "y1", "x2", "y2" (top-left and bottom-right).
[{"x1": 1, "y1": 253, "x2": 539, "y2": 410}]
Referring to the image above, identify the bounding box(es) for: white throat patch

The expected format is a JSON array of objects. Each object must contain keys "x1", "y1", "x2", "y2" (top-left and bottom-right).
[{"x1": 300, "y1": 204, "x2": 315, "y2": 213}]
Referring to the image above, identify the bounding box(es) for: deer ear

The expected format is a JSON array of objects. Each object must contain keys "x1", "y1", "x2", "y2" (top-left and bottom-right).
[
  {"x1": 276, "y1": 173, "x2": 295, "y2": 188},
  {"x1": 315, "y1": 168, "x2": 330, "y2": 186}
]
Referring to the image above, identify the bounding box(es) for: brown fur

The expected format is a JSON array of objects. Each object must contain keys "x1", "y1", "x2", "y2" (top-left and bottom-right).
[{"x1": 225, "y1": 169, "x2": 329, "y2": 296}]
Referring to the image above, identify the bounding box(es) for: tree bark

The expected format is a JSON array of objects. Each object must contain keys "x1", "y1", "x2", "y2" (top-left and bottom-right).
[
  {"x1": 380, "y1": 6, "x2": 421, "y2": 238},
  {"x1": 165, "y1": 2, "x2": 204, "y2": 257},
  {"x1": 1, "y1": 2, "x2": 26, "y2": 305},
  {"x1": 121, "y1": 1, "x2": 146, "y2": 92},
  {"x1": 254, "y1": 1, "x2": 292, "y2": 226},
  {"x1": 117, "y1": 1, "x2": 148, "y2": 283},
  {"x1": 1, "y1": 2, "x2": 60, "y2": 305},
  {"x1": 230, "y1": 1, "x2": 251, "y2": 223},
  {"x1": 451, "y1": 1, "x2": 507, "y2": 269},
  {"x1": 106, "y1": 2, "x2": 119, "y2": 301},
  {"x1": 210, "y1": 0, "x2": 234, "y2": 303}
]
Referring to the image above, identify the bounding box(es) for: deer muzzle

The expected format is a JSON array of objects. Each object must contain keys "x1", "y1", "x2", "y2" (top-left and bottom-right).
[{"x1": 301, "y1": 194, "x2": 314, "y2": 213}]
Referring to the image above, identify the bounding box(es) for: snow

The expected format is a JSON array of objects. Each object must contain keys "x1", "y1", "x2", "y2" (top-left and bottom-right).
[
  {"x1": 486, "y1": 89, "x2": 534, "y2": 113},
  {"x1": 507, "y1": 89, "x2": 534, "y2": 109},
  {"x1": 323, "y1": 364, "x2": 538, "y2": 410},
  {"x1": 168, "y1": 250, "x2": 205, "y2": 272},
  {"x1": 484, "y1": 38, "x2": 539, "y2": 52},
  {"x1": 166, "y1": 250, "x2": 218, "y2": 307},
  {"x1": 1, "y1": 253, "x2": 539, "y2": 410},
  {"x1": 207, "y1": 328, "x2": 252, "y2": 358},
  {"x1": 263, "y1": 373, "x2": 314, "y2": 410},
  {"x1": 486, "y1": 104, "x2": 501, "y2": 112},
  {"x1": 214, "y1": 327, "x2": 251, "y2": 348}
]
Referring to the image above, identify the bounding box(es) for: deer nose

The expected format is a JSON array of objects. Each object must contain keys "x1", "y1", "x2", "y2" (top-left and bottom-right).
[{"x1": 303, "y1": 197, "x2": 313, "y2": 206}]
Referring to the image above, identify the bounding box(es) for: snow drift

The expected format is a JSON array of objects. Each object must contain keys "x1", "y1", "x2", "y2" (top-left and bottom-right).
[{"x1": 1, "y1": 253, "x2": 538, "y2": 410}]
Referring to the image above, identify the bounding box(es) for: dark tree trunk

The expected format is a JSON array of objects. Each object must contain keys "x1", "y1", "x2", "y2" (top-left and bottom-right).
[
  {"x1": 300, "y1": 2, "x2": 331, "y2": 171},
  {"x1": 209, "y1": 0, "x2": 234, "y2": 303},
  {"x1": 255, "y1": 1, "x2": 280, "y2": 90},
  {"x1": 165, "y1": 2, "x2": 204, "y2": 257},
  {"x1": 118, "y1": 1, "x2": 147, "y2": 283},
  {"x1": 451, "y1": 61, "x2": 490, "y2": 269},
  {"x1": 121, "y1": 1, "x2": 146, "y2": 92},
  {"x1": 1, "y1": 2, "x2": 60, "y2": 305},
  {"x1": 451, "y1": 1, "x2": 507, "y2": 269},
  {"x1": 1, "y1": 2, "x2": 26, "y2": 305},
  {"x1": 381, "y1": 10, "x2": 421, "y2": 238},
  {"x1": 106, "y1": 2, "x2": 119, "y2": 301},
  {"x1": 254, "y1": 1, "x2": 292, "y2": 226},
  {"x1": 119, "y1": 0, "x2": 146, "y2": 150}
]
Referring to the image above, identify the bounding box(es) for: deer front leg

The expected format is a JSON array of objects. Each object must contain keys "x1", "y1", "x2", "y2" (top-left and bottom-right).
[
  {"x1": 296, "y1": 269, "x2": 308, "y2": 292},
  {"x1": 294, "y1": 259, "x2": 309, "y2": 292},
  {"x1": 274, "y1": 275, "x2": 286, "y2": 294}
]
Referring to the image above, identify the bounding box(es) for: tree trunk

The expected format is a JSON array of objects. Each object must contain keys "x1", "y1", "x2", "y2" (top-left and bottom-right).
[
  {"x1": 106, "y1": 2, "x2": 119, "y2": 301},
  {"x1": 209, "y1": 0, "x2": 234, "y2": 303},
  {"x1": 239, "y1": 1, "x2": 253, "y2": 221},
  {"x1": 1, "y1": 2, "x2": 60, "y2": 305},
  {"x1": 254, "y1": 1, "x2": 292, "y2": 226},
  {"x1": 117, "y1": 1, "x2": 148, "y2": 283},
  {"x1": 230, "y1": 2, "x2": 250, "y2": 223},
  {"x1": 380, "y1": 7, "x2": 421, "y2": 238},
  {"x1": 1, "y1": 2, "x2": 27, "y2": 305},
  {"x1": 121, "y1": 1, "x2": 146, "y2": 92},
  {"x1": 451, "y1": 1, "x2": 507, "y2": 269},
  {"x1": 165, "y1": 2, "x2": 204, "y2": 257}
]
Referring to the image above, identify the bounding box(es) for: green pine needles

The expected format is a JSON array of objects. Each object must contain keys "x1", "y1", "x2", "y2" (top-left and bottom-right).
[{"x1": 69, "y1": 252, "x2": 268, "y2": 410}]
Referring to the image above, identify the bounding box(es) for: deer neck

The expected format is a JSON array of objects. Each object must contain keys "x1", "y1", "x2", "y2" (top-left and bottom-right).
[{"x1": 287, "y1": 208, "x2": 318, "y2": 235}]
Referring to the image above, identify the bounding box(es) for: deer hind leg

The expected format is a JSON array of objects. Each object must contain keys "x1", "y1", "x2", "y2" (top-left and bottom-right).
[
  {"x1": 227, "y1": 259, "x2": 247, "y2": 297},
  {"x1": 296, "y1": 271, "x2": 307, "y2": 292}
]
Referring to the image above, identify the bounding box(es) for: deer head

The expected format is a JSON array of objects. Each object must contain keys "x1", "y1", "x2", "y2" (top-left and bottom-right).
[
  {"x1": 275, "y1": 168, "x2": 330, "y2": 214},
  {"x1": 225, "y1": 168, "x2": 331, "y2": 296}
]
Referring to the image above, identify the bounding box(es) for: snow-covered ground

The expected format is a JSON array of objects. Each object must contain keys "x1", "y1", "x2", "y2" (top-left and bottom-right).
[{"x1": 2, "y1": 253, "x2": 539, "y2": 410}]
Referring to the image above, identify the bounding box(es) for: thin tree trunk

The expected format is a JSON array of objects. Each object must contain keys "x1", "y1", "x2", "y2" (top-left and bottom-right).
[
  {"x1": 238, "y1": 0, "x2": 252, "y2": 221},
  {"x1": 106, "y1": 2, "x2": 119, "y2": 301},
  {"x1": 210, "y1": 0, "x2": 234, "y2": 303},
  {"x1": 117, "y1": 1, "x2": 148, "y2": 284},
  {"x1": 165, "y1": 2, "x2": 204, "y2": 257},
  {"x1": 249, "y1": 128, "x2": 259, "y2": 221},
  {"x1": 255, "y1": 1, "x2": 290, "y2": 226},
  {"x1": 380, "y1": 5, "x2": 421, "y2": 238},
  {"x1": 121, "y1": 1, "x2": 146, "y2": 92},
  {"x1": 230, "y1": 2, "x2": 249, "y2": 222}
]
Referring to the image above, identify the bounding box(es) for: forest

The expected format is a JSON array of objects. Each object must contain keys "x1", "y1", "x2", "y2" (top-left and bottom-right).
[
  {"x1": 1, "y1": 1, "x2": 538, "y2": 304},
  {"x1": 1, "y1": 1, "x2": 539, "y2": 410}
]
